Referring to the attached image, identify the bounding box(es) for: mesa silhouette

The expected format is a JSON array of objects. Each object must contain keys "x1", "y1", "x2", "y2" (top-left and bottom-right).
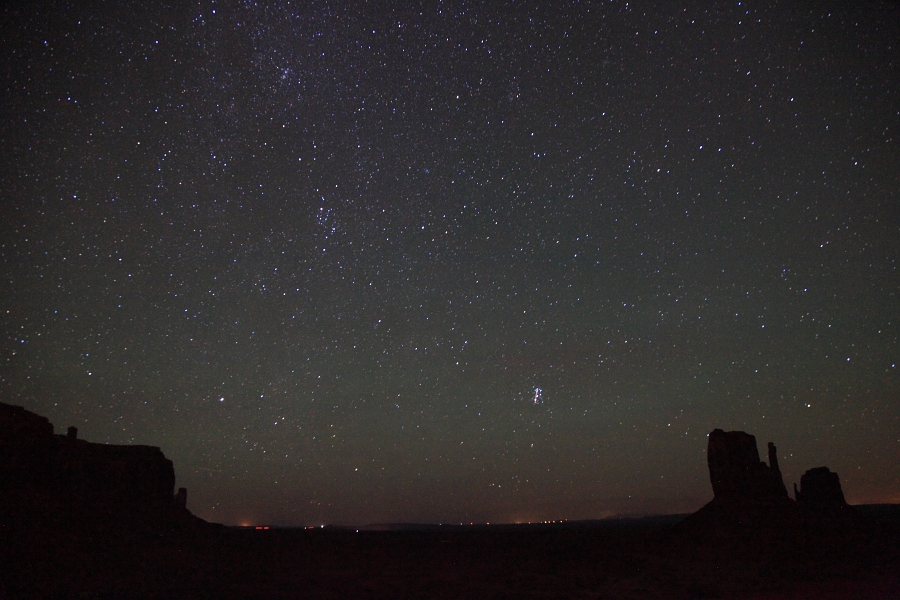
[
  {"x1": 0, "y1": 401, "x2": 205, "y2": 534},
  {"x1": 2, "y1": 403, "x2": 897, "y2": 599},
  {"x1": 670, "y1": 428, "x2": 882, "y2": 576}
]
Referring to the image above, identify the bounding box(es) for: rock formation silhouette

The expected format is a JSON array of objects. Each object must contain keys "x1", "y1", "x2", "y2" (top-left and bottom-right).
[
  {"x1": 0, "y1": 401, "x2": 201, "y2": 533},
  {"x1": 2, "y1": 410, "x2": 896, "y2": 599},
  {"x1": 707, "y1": 428, "x2": 788, "y2": 501},
  {"x1": 795, "y1": 466, "x2": 850, "y2": 514},
  {"x1": 673, "y1": 427, "x2": 872, "y2": 565}
]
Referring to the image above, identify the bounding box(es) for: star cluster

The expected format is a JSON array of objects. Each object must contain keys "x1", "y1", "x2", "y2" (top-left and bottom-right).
[{"x1": 1, "y1": 1, "x2": 898, "y2": 526}]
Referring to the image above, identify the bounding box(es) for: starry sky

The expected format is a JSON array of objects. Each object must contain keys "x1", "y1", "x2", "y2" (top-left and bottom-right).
[{"x1": 2, "y1": 1, "x2": 898, "y2": 527}]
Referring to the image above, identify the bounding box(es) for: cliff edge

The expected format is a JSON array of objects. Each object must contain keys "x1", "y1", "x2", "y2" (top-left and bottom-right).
[{"x1": 0, "y1": 401, "x2": 204, "y2": 533}]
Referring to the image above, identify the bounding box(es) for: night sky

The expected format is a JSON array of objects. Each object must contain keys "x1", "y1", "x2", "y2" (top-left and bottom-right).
[{"x1": 2, "y1": 1, "x2": 898, "y2": 527}]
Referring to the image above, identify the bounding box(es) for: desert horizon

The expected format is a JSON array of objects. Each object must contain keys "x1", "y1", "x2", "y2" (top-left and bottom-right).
[{"x1": 4, "y1": 400, "x2": 899, "y2": 599}]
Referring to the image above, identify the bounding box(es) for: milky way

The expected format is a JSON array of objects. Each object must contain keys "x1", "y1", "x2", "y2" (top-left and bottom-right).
[{"x1": 2, "y1": 1, "x2": 898, "y2": 526}]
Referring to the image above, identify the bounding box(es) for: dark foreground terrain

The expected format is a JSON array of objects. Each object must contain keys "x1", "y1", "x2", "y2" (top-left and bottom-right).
[
  {"x1": 3, "y1": 403, "x2": 899, "y2": 599},
  {"x1": 3, "y1": 509, "x2": 900, "y2": 600}
]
